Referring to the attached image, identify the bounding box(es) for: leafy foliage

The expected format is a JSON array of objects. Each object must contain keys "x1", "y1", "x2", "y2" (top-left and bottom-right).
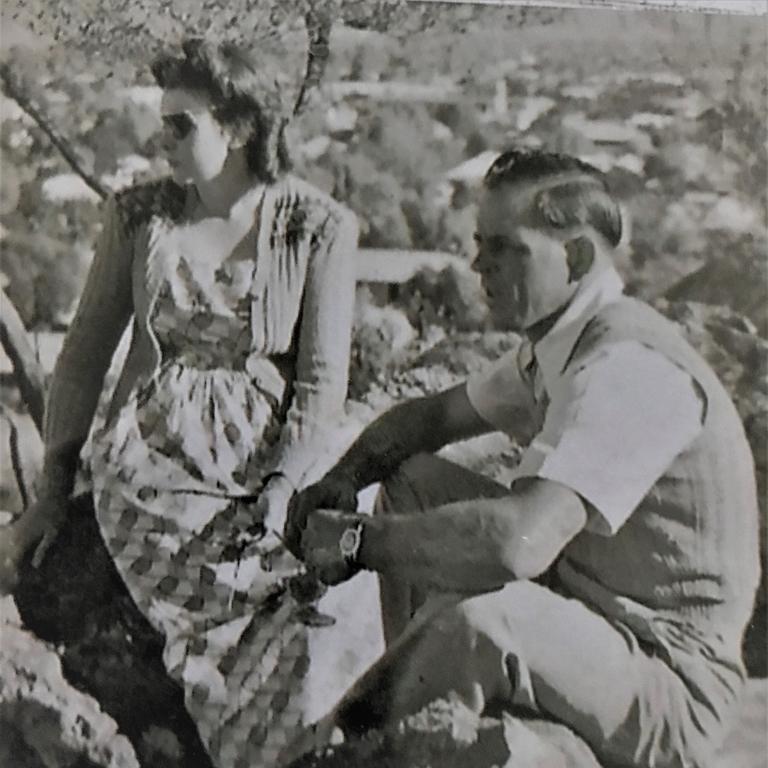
[{"x1": 4, "y1": 0, "x2": 566, "y2": 55}]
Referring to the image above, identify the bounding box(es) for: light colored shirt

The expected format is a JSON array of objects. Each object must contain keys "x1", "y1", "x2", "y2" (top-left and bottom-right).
[
  {"x1": 468, "y1": 269, "x2": 760, "y2": 711},
  {"x1": 466, "y1": 266, "x2": 704, "y2": 535}
]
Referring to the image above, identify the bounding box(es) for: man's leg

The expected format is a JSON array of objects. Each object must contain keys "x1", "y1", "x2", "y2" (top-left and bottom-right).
[
  {"x1": 332, "y1": 581, "x2": 716, "y2": 768},
  {"x1": 339, "y1": 455, "x2": 716, "y2": 768},
  {"x1": 373, "y1": 453, "x2": 511, "y2": 646}
]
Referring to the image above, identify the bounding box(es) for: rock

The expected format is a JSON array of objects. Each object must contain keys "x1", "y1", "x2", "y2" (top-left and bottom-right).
[
  {"x1": 0, "y1": 622, "x2": 139, "y2": 768},
  {"x1": 0, "y1": 594, "x2": 21, "y2": 624},
  {"x1": 288, "y1": 697, "x2": 601, "y2": 768},
  {"x1": 12, "y1": 495, "x2": 214, "y2": 768}
]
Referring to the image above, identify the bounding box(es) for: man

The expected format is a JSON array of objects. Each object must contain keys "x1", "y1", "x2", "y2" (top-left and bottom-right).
[{"x1": 285, "y1": 150, "x2": 760, "y2": 768}]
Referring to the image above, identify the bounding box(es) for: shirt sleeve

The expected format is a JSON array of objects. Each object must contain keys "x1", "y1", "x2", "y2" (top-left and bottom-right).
[
  {"x1": 465, "y1": 340, "x2": 538, "y2": 437},
  {"x1": 271, "y1": 208, "x2": 359, "y2": 488},
  {"x1": 513, "y1": 341, "x2": 705, "y2": 535}
]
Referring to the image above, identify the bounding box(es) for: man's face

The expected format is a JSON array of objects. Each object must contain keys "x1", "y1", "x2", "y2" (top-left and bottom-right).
[{"x1": 473, "y1": 180, "x2": 578, "y2": 332}]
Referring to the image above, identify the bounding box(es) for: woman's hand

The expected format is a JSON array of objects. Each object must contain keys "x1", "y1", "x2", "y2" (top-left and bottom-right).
[
  {"x1": 284, "y1": 473, "x2": 358, "y2": 559},
  {"x1": 253, "y1": 474, "x2": 295, "y2": 538},
  {"x1": 0, "y1": 493, "x2": 65, "y2": 594}
]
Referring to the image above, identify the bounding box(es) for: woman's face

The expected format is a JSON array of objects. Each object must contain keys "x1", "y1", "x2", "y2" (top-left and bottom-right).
[{"x1": 160, "y1": 89, "x2": 231, "y2": 185}]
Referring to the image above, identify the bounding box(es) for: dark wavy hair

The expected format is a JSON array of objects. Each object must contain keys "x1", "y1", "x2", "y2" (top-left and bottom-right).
[
  {"x1": 484, "y1": 149, "x2": 623, "y2": 247},
  {"x1": 151, "y1": 38, "x2": 291, "y2": 181}
]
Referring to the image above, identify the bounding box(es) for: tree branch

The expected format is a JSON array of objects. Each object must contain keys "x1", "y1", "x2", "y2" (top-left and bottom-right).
[
  {"x1": 293, "y1": 6, "x2": 333, "y2": 116},
  {"x1": 0, "y1": 288, "x2": 46, "y2": 436},
  {"x1": 0, "y1": 63, "x2": 107, "y2": 201},
  {"x1": 0, "y1": 405, "x2": 31, "y2": 510}
]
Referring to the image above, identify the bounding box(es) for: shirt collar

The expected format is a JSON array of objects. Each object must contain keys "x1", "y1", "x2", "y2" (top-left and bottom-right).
[{"x1": 532, "y1": 265, "x2": 624, "y2": 392}]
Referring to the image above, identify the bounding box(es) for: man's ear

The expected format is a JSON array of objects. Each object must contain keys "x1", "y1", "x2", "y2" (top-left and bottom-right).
[{"x1": 564, "y1": 236, "x2": 595, "y2": 283}]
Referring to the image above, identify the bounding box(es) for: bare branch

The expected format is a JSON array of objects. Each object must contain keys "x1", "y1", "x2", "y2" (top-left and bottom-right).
[
  {"x1": 293, "y1": 7, "x2": 334, "y2": 116},
  {"x1": 0, "y1": 63, "x2": 108, "y2": 201},
  {"x1": 0, "y1": 405, "x2": 31, "y2": 509},
  {"x1": 0, "y1": 288, "x2": 46, "y2": 436}
]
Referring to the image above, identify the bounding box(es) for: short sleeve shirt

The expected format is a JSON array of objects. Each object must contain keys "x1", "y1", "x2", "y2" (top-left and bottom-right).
[{"x1": 466, "y1": 268, "x2": 704, "y2": 535}]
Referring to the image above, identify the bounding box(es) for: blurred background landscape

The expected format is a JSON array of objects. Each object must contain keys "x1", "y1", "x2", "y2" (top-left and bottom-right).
[{"x1": 0, "y1": 3, "x2": 766, "y2": 766}]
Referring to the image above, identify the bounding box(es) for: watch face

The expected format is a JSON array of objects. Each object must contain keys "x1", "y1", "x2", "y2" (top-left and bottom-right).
[{"x1": 339, "y1": 525, "x2": 362, "y2": 560}]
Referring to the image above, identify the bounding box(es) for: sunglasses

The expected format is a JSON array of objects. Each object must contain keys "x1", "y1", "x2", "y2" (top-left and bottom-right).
[{"x1": 162, "y1": 112, "x2": 195, "y2": 140}]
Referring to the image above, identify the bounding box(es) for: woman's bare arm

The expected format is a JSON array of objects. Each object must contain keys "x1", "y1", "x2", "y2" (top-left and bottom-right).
[
  {"x1": 269, "y1": 205, "x2": 359, "y2": 489},
  {"x1": 42, "y1": 196, "x2": 133, "y2": 498}
]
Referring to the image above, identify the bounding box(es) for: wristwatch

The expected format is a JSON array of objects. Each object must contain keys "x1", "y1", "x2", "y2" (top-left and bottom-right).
[{"x1": 339, "y1": 519, "x2": 365, "y2": 568}]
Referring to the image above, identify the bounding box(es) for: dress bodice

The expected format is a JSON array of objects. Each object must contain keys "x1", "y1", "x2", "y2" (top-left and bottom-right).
[{"x1": 145, "y1": 209, "x2": 264, "y2": 371}]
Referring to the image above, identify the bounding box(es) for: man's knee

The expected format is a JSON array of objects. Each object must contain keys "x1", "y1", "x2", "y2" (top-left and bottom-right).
[
  {"x1": 374, "y1": 453, "x2": 505, "y2": 518},
  {"x1": 374, "y1": 453, "x2": 441, "y2": 518}
]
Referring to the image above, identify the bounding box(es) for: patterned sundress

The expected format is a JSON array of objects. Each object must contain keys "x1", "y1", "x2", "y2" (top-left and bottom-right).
[{"x1": 88, "y1": 176, "x2": 358, "y2": 768}]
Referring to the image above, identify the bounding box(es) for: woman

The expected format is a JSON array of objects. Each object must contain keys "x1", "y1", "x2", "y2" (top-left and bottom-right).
[{"x1": 7, "y1": 39, "x2": 358, "y2": 767}]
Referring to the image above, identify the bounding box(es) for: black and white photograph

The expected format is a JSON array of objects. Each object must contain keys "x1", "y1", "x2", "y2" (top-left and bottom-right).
[{"x1": 0, "y1": 1, "x2": 766, "y2": 766}]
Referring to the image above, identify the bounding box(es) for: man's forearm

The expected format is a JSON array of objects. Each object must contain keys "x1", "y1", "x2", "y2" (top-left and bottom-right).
[
  {"x1": 358, "y1": 499, "x2": 519, "y2": 592},
  {"x1": 327, "y1": 396, "x2": 449, "y2": 490},
  {"x1": 357, "y1": 482, "x2": 587, "y2": 591}
]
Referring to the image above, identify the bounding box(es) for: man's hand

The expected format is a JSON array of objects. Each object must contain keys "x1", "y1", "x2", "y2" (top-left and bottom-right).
[
  {"x1": 301, "y1": 509, "x2": 363, "y2": 586},
  {"x1": 284, "y1": 474, "x2": 357, "y2": 558}
]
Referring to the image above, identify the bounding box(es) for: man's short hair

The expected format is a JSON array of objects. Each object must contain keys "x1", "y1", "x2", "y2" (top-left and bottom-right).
[{"x1": 484, "y1": 149, "x2": 623, "y2": 247}]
